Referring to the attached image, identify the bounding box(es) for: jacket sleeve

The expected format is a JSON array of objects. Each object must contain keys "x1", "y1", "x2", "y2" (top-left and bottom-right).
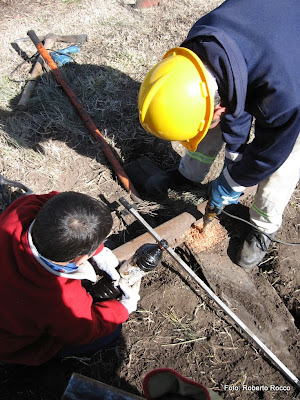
[
  {"x1": 228, "y1": 108, "x2": 300, "y2": 186},
  {"x1": 48, "y1": 280, "x2": 129, "y2": 346},
  {"x1": 220, "y1": 111, "x2": 253, "y2": 153}
]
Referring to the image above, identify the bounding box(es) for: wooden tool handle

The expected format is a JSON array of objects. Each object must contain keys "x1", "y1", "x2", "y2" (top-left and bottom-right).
[{"x1": 17, "y1": 35, "x2": 56, "y2": 110}]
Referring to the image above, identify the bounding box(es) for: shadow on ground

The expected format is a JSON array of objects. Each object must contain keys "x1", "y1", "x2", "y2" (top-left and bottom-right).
[{"x1": 0, "y1": 335, "x2": 142, "y2": 400}]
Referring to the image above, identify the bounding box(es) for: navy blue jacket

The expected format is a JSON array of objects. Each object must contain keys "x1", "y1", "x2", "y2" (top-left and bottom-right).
[{"x1": 182, "y1": 0, "x2": 300, "y2": 186}]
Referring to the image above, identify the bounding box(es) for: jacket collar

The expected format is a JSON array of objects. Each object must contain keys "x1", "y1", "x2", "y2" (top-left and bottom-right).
[{"x1": 28, "y1": 221, "x2": 97, "y2": 282}]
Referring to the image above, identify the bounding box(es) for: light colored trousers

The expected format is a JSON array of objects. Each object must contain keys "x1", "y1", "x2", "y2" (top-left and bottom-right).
[{"x1": 179, "y1": 126, "x2": 300, "y2": 234}]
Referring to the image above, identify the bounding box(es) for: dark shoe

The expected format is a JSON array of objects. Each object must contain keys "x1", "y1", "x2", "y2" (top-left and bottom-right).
[
  {"x1": 167, "y1": 168, "x2": 193, "y2": 189},
  {"x1": 146, "y1": 168, "x2": 192, "y2": 194},
  {"x1": 236, "y1": 229, "x2": 276, "y2": 270},
  {"x1": 144, "y1": 170, "x2": 171, "y2": 194}
]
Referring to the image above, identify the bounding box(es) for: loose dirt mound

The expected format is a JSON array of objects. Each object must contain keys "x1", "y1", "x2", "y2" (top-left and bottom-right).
[{"x1": 185, "y1": 219, "x2": 228, "y2": 254}]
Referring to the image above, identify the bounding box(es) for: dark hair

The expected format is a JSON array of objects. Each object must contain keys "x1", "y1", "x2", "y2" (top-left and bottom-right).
[
  {"x1": 214, "y1": 90, "x2": 221, "y2": 108},
  {"x1": 32, "y1": 192, "x2": 113, "y2": 262}
]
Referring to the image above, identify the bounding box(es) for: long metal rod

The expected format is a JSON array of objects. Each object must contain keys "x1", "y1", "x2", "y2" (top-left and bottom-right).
[
  {"x1": 27, "y1": 30, "x2": 140, "y2": 202},
  {"x1": 119, "y1": 197, "x2": 300, "y2": 390}
]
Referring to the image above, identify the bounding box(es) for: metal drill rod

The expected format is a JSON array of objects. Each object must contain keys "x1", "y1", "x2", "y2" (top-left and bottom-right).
[
  {"x1": 27, "y1": 30, "x2": 141, "y2": 203},
  {"x1": 119, "y1": 197, "x2": 300, "y2": 390}
]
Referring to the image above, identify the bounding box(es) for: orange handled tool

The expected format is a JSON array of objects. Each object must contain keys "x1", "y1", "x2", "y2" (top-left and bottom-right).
[{"x1": 27, "y1": 30, "x2": 140, "y2": 202}]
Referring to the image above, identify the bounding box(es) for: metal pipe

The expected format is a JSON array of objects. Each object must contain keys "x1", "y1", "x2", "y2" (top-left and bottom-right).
[
  {"x1": 113, "y1": 209, "x2": 202, "y2": 262},
  {"x1": 119, "y1": 197, "x2": 300, "y2": 390},
  {"x1": 27, "y1": 30, "x2": 140, "y2": 202},
  {"x1": 114, "y1": 186, "x2": 256, "y2": 261},
  {"x1": 62, "y1": 372, "x2": 145, "y2": 400}
]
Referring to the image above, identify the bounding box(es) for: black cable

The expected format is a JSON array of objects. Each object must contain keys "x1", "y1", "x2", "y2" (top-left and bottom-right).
[
  {"x1": 0, "y1": 175, "x2": 33, "y2": 207},
  {"x1": 221, "y1": 209, "x2": 300, "y2": 246},
  {"x1": 9, "y1": 53, "x2": 39, "y2": 81}
]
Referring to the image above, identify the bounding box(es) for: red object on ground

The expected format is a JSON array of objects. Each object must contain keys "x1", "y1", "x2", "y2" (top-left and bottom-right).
[
  {"x1": 143, "y1": 368, "x2": 211, "y2": 400},
  {"x1": 135, "y1": 0, "x2": 169, "y2": 8}
]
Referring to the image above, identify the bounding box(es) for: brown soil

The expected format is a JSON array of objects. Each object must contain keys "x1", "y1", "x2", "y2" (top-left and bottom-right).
[{"x1": 0, "y1": 1, "x2": 299, "y2": 399}]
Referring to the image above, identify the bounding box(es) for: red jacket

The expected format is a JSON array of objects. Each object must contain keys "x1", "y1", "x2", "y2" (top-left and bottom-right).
[{"x1": 0, "y1": 192, "x2": 128, "y2": 365}]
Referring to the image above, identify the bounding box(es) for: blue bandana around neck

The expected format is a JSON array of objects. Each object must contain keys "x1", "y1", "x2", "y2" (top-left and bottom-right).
[{"x1": 38, "y1": 254, "x2": 79, "y2": 274}]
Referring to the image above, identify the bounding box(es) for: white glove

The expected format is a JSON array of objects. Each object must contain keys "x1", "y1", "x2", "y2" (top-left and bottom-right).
[
  {"x1": 119, "y1": 279, "x2": 141, "y2": 314},
  {"x1": 92, "y1": 247, "x2": 120, "y2": 285}
]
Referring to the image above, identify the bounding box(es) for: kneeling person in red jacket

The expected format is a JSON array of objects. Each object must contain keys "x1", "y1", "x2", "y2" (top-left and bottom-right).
[{"x1": 0, "y1": 191, "x2": 139, "y2": 366}]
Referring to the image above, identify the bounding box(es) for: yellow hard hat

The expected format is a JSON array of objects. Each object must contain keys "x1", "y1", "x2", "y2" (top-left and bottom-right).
[{"x1": 138, "y1": 47, "x2": 214, "y2": 152}]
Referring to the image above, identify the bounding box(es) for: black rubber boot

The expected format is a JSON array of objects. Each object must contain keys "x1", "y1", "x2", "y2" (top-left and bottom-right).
[
  {"x1": 236, "y1": 229, "x2": 276, "y2": 270},
  {"x1": 167, "y1": 168, "x2": 194, "y2": 189},
  {"x1": 146, "y1": 168, "x2": 193, "y2": 194}
]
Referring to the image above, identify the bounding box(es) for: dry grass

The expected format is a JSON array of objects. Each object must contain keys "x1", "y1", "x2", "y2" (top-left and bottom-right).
[
  {"x1": 0, "y1": 0, "x2": 226, "y2": 234},
  {"x1": 160, "y1": 307, "x2": 207, "y2": 345},
  {"x1": 1, "y1": 2, "x2": 299, "y2": 400},
  {"x1": 0, "y1": 0, "x2": 224, "y2": 199}
]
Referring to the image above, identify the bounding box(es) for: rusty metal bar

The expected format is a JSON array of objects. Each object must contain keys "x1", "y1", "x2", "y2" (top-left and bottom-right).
[
  {"x1": 27, "y1": 30, "x2": 140, "y2": 202},
  {"x1": 113, "y1": 186, "x2": 256, "y2": 261},
  {"x1": 113, "y1": 208, "x2": 202, "y2": 262}
]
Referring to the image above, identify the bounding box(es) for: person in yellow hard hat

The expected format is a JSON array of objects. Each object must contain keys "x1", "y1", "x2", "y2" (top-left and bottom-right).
[
  {"x1": 138, "y1": 0, "x2": 300, "y2": 270},
  {"x1": 138, "y1": 47, "x2": 226, "y2": 153}
]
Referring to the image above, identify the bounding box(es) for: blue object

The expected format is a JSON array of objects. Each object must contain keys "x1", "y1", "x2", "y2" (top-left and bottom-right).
[
  {"x1": 38, "y1": 253, "x2": 79, "y2": 274},
  {"x1": 50, "y1": 53, "x2": 72, "y2": 66},
  {"x1": 55, "y1": 45, "x2": 80, "y2": 55},
  {"x1": 209, "y1": 171, "x2": 242, "y2": 210},
  {"x1": 50, "y1": 45, "x2": 80, "y2": 66}
]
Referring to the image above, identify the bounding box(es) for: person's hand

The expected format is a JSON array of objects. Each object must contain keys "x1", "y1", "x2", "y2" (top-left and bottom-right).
[
  {"x1": 119, "y1": 279, "x2": 141, "y2": 314},
  {"x1": 209, "y1": 168, "x2": 244, "y2": 210},
  {"x1": 92, "y1": 247, "x2": 120, "y2": 286}
]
